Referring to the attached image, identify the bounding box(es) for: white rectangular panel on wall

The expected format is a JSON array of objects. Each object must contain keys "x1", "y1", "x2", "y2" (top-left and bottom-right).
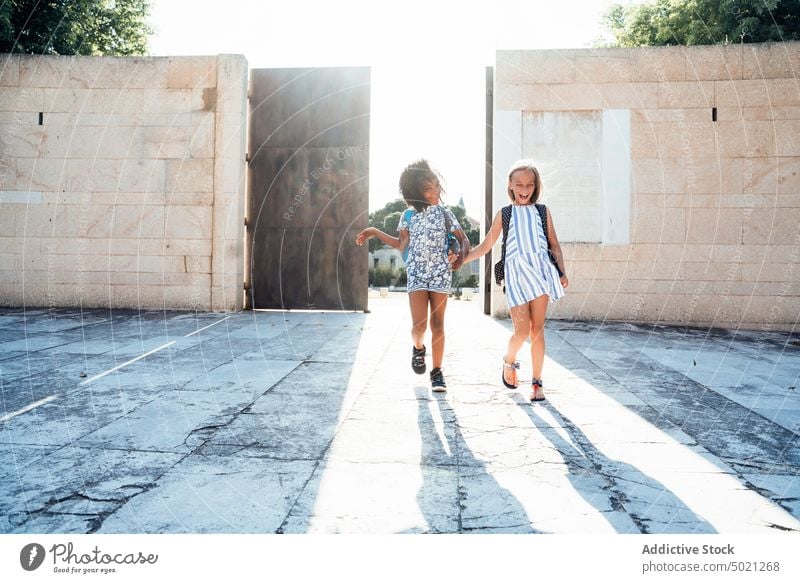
[
  {"x1": 522, "y1": 111, "x2": 602, "y2": 242},
  {"x1": 492, "y1": 109, "x2": 522, "y2": 214},
  {"x1": 601, "y1": 109, "x2": 631, "y2": 245}
]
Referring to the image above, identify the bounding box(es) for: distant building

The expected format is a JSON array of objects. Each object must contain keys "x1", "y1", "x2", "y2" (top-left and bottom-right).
[{"x1": 369, "y1": 246, "x2": 405, "y2": 271}]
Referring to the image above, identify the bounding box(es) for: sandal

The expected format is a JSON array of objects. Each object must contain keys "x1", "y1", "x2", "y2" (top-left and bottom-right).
[
  {"x1": 530, "y1": 378, "x2": 545, "y2": 402},
  {"x1": 502, "y1": 359, "x2": 519, "y2": 389}
]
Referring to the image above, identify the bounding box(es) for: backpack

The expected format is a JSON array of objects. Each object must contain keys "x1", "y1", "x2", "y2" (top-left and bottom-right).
[
  {"x1": 401, "y1": 208, "x2": 460, "y2": 263},
  {"x1": 493, "y1": 204, "x2": 562, "y2": 286},
  {"x1": 401, "y1": 209, "x2": 414, "y2": 262},
  {"x1": 492, "y1": 206, "x2": 512, "y2": 285}
]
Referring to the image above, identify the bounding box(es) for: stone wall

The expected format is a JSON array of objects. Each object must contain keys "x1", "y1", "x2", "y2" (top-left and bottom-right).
[
  {"x1": 0, "y1": 54, "x2": 247, "y2": 311},
  {"x1": 492, "y1": 43, "x2": 800, "y2": 330}
]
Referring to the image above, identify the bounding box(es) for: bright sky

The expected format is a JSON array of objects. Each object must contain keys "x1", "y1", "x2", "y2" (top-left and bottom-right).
[{"x1": 148, "y1": 0, "x2": 616, "y2": 216}]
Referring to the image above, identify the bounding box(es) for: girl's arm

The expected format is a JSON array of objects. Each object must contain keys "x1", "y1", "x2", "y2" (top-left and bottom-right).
[
  {"x1": 398, "y1": 229, "x2": 409, "y2": 252},
  {"x1": 464, "y1": 210, "x2": 502, "y2": 263},
  {"x1": 546, "y1": 207, "x2": 569, "y2": 288},
  {"x1": 355, "y1": 227, "x2": 408, "y2": 252}
]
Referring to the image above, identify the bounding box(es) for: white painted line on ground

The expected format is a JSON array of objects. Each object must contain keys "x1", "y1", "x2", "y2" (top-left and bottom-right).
[
  {"x1": 79, "y1": 341, "x2": 176, "y2": 385},
  {"x1": 76, "y1": 314, "x2": 231, "y2": 387},
  {"x1": 184, "y1": 315, "x2": 232, "y2": 337},
  {"x1": 0, "y1": 394, "x2": 59, "y2": 423}
]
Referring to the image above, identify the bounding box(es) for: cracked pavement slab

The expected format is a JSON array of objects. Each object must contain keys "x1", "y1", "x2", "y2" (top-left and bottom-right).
[{"x1": 0, "y1": 297, "x2": 798, "y2": 534}]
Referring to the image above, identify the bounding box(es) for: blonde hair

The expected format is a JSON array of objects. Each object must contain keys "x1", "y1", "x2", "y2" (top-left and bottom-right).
[{"x1": 507, "y1": 159, "x2": 542, "y2": 204}]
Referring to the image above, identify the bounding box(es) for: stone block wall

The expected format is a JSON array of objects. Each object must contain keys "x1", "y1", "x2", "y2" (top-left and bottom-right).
[
  {"x1": 0, "y1": 54, "x2": 247, "y2": 311},
  {"x1": 493, "y1": 43, "x2": 800, "y2": 330}
]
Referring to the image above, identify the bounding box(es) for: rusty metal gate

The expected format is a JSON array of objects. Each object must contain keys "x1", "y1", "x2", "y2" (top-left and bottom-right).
[{"x1": 247, "y1": 67, "x2": 370, "y2": 310}]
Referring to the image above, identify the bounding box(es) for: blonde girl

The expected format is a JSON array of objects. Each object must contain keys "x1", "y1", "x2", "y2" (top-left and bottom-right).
[{"x1": 464, "y1": 160, "x2": 568, "y2": 401}]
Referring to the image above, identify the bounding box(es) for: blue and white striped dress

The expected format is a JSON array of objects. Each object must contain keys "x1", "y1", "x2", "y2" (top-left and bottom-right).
[{"x1": 505, "y1": 205, "x2": 565, "y2": 308}]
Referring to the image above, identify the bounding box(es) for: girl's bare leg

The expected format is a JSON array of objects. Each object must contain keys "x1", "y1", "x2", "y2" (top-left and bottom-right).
[
  {"x1": 529, "y1": 294, "x2": 549, "y2": 399},
  {"x1": 504, "y1": 303, "x2": 532, "y2": 386},
  {"x1": 408, "y1": 291, "x2": 430, "y2": 350},
  {"x1": 428, "y1": 292, "x2": 448, "y2": 369}
]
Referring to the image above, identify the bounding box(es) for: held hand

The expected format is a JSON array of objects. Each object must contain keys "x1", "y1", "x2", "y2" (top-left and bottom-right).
[
  {"x1": 447, "y1": 250, "x2": 459, "y2": 269},
  {"x1": 450, "y1": 250, "x2": 466, "y2": 271},
  {"x1": 355, "y1": 228, "x2": 373, "y2": 246},
  {"x1": 560, "y1": 274, "x2": 569, "y2": 288}
]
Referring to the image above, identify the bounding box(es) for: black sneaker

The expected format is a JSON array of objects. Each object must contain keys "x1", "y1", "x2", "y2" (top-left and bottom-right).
[
  {"x1": 430, "y1": 367, "x2": 446, "y2": 392},
  {"x1": 412, "y1": 345, "x2": 426, "y2": 374}
]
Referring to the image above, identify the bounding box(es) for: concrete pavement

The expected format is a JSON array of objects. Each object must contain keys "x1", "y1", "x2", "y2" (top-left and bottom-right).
[{"x1": 1, "y1": 294, "x2": 798, "y2": 534}]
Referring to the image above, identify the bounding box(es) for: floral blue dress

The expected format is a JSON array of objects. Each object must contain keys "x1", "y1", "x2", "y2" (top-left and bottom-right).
[{"x1": 398, "y1": 205, "x2": 461, "y2": 294}]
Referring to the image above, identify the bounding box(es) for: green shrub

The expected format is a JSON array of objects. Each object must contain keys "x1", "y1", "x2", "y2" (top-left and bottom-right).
[
  {"x1": 368, "y1": 267, "x2": 406, "y2": 287},
  {"x1": 462, "y1": 275, "x2": 479, "y2": 288}
]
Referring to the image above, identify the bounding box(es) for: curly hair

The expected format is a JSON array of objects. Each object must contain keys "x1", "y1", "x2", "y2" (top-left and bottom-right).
[
  {"x1": 507, "y1": 159, "x2": 542, "y2": 204},
  {"x1": 398, "y1": 159, "x2": 445, "y2": 212}
]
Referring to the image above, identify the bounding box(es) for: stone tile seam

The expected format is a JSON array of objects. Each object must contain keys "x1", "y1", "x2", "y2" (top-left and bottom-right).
[
  {"x1": 553, "y1": 327, "x2": 798, "y2": 439},
  {"x1": 275, "y1": 323, "x2": 404, "y2": 533},
  {"x1": 551, "y1": 334, "x2": 800, "y2": 518},
  {"x1": 4, "y1": 356, "x2": 305, "y2": 532},
  {"x1": 526, "y1": 335, "x2": 792, "y2": 530}
]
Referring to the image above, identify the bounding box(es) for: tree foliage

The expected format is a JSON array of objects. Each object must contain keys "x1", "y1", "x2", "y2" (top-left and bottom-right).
[
  {"x1": 0, "y1": 0, "x2": 152, "y2": 55},
  {"x1": 604, "y1": 0, "x2": 800, "y2": 46},
  {"x1": 366, "y1": 199, "x2": 407, "y2": 252},
  {"x1": 382, "y1": 211, "x2": 402, "y2": 237},
  {"x1": 446, "y1": 204, "x2": 481, "y2": 246}
]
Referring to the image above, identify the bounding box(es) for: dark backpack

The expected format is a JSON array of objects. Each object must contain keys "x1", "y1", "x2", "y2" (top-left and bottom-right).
[
  {"x1": 493, "y1": 204, "x2": 562, "y2": 286},
  {"x1": 493, "y1": 205, "x2": 513, "y2": 285}
]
